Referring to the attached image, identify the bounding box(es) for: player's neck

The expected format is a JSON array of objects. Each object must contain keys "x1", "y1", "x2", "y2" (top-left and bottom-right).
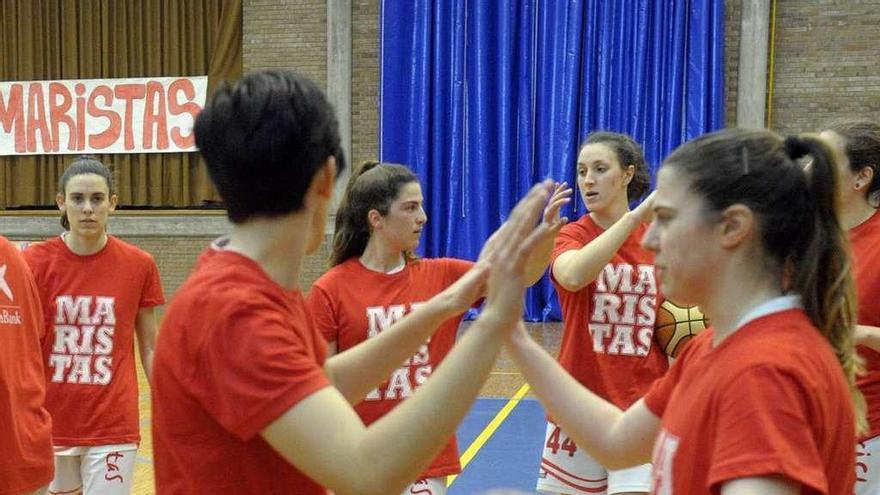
[
  {"x1": 63, "y1": 231, "x2": 108, "y2": 256},
  {"x1": 839, "y1": 197, "x2": 876, "y2": 231},
  {"x1": 590, "y1": 199, "x2": 630, "y2": 230},
  {"x1": 702, "y1": 260, "x2": 784, "y2": 346},
  {"x1": 225, "y1": 214, "x2": 309, "y2": 291},
  {"x1": 359, "y1": 238, "x2": 406, "y2": 273}
]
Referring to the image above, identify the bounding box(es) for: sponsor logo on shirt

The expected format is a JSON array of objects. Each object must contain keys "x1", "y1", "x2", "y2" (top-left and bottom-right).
[
  {"x1": 48, "y1": 295, "x2": 117, "y2": 385},
  {"x1": 363, "y1": 302, "x2": 432, "y2": 401},
  {"x1": 588, "y1": 263, "x2": 657, "y2": 356},
  {"x1": 0, "y1": 264, "x2": 24, "y2": 327},
  {"x1": 0, "y1": 308, "x2": 23, "y2": 325}
]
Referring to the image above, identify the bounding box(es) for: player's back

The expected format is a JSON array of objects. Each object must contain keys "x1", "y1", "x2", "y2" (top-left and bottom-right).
[{"x1": 152, "y1": 245, "x2": 329, "y2": 494}]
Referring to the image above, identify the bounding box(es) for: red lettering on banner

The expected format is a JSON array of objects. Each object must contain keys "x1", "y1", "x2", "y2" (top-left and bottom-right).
[
  {"x1": 144, "y1": 81, "x2": 169, "y2": 150},
  {"x1": 168, "y1": 78, "x2": 200, "y2": 148},
  {"x1": 1, "y1": 77, "x2": 204, "y2": 154},
  {"x1": 49, "y1": 82, "x2": 76, "y2": 151},
  {"x1": 74, "y1": 83, "x2": 87, "y2": 150},
  {"x1": 87, "y1": 85, "x2": 120, "y2": 150},
  {"x1": 114, "y1": 84, "x2": 146, "y2": 151},
  {"x1": 0, "y1": 83, "x2": 25, "y2": 152},
  {"x1": 26, "y1": 83, "x2": 52, "y2": 153}
]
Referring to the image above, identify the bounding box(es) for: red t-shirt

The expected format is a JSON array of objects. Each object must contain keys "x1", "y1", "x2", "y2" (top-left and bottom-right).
[
  {"x1": 0, "y1": 236, "x2": 53, "y2": 495},
  {"x1": 152, "y1": 247, "x2": 332, "y2": 494},
  {"x1": 23, "y1": 235, "x2": 164, "y2": 446},
  {"x1": 551, "y1": 215, "x2": 668, "y2": 409},
  {"x1": 306, "y1": 257, "x2": 473, "y2": 478},
  {"x1": 851, "y1": 210, "x2": 880, "y2": 440},
  {"x1": 644, "y1": 309, "x2": 856, "y2": 494}
]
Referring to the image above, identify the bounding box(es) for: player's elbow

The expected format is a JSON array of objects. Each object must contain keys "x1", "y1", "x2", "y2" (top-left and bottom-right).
[{"x1": 553, "y1": 270, "x2": 587, "y2": 292}]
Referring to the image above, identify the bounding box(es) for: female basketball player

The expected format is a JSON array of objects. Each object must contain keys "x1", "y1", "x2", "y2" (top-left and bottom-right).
[
  {"x1": 23, "y1": 157, "x2": 165, "y2": 495},
  {"x1": 535, "y1": 131, "x2": 663, "y2": 495},
  {"x1": 820, "y1": 120, "x2": 880, "y2": 495},
  {"x1": 507, "y1": 128, "x2": 863, "y2": 494},
  {"x1": 306, "y1": 160, "x2": 570, "y2": 494},
  {"x1": 151, "y1": 70, "x2": 561, "y2": 495},
  {"x1": 0, "y1": 236, "x2": 54, "y2": 495}
]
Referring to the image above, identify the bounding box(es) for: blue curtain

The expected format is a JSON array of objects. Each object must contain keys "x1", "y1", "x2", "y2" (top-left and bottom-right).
[{"x1": 379, "y1": 0, "x2": 725, "y2": 321}]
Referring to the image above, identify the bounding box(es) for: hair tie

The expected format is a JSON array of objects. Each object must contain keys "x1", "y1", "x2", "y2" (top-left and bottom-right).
[{"x1": 784, "y1": 136, "x2": 810, "y2": 160}]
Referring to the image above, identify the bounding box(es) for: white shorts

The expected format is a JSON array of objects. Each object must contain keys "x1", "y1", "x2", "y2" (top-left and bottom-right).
[
  {"x1": 49, "y1": 444, "x2": 137, "y2": 495},
  {"x1": 401, "y1": 477, "x2": 447, "y2": 495},
  {"x1": 536, "y1": 422, "x2": 651, "y2": 495},
  {"x1": 856, "y1": 435, "x2": 880, "y2": 495}
]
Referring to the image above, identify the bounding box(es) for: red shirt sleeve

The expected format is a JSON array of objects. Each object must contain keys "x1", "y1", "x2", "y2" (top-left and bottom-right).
[
  {"x1": 443, "y1": 257, "x2": 475, "y2": 280},
  {"x1": 643, "y1": 358, "x2": 680, "y2": 418},
  {"x1": 139, "y1": 257, "x2": 165, "y2": 308},
  {"x1": 643, "y1": 331, "x2": 710, "y2": 417},
  {"x1": 707, "y1": 365, "x2": 828, "y2": 493},
  {"x1": 305, "y1": 284, "x2": 339, "y2": 344},
  {"x1": 190, "y1": 302, "x2": 331, "y2": 441}
]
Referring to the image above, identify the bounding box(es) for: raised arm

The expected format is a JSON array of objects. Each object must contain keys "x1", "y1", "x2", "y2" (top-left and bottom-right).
[
  {"x1": 553, "y1": 191, "x2": 654, "y2": 292},
  {"x1": 505, "y1": 322, "x2": 660, "y2": 469},
  {"x1": 262, "y1": 181, "x2": 555, "y2": 495}
]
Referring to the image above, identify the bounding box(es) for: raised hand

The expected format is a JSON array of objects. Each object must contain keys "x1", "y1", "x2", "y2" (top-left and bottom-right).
[
  {"x1": 480, "y1": 180, "x2": 556, "y2": 328},
  {"x1": 543, "y1": 181, "x2": 573, "y2": 228}
]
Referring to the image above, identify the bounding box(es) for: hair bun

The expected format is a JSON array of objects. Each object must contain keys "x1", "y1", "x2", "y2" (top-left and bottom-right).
[{"x1": 784, "y1": 136, "x2": 810, "y2": 160}]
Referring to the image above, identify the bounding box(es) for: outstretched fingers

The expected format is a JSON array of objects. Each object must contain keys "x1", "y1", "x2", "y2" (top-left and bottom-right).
[{"x1": 543, "y1": 182, "x2": 573, "y2": 225}]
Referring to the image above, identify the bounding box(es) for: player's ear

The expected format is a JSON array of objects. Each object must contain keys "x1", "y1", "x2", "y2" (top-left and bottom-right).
[
  {"x1": 718, "y1": 203, "x2": 753, "y2": 249},
  {"x1": 312, "y1": 156, "x2": 336, "y2": 200}
]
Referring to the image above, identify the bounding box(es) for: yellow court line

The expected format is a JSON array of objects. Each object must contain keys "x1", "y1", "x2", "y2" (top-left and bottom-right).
[{"x1": 446, "y1": 384, "x2": 531, "y2": 487}]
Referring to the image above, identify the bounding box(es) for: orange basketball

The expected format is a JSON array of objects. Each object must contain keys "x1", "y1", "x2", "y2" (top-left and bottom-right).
[{"x1": 655, "y1": 300, "x2": 710, "y2": 358}]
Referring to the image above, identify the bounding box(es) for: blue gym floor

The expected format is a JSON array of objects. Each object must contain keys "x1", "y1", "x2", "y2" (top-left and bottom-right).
[{"x1": 449, "y1": 397, "x2": 546, "y2": 494}]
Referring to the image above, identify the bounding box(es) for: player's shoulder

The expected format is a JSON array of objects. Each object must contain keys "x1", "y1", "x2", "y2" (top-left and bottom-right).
[
  {"x1": 106, "y1": 236, "x2": 160, "y2": 270},
  {"x1": 312, "y1": 257, "x2": 360, "y2": 288},
  {"x1": 18, "y1": 237, "x2": 59, "y2": 267},
  {"x1": 559, "y1": 214, "x2": 601, "y2": 240}
]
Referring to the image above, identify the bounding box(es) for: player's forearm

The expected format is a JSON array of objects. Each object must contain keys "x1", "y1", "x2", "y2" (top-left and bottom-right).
[
  {"x1": 137, "y1": 340, "x2": 155, "y2": 385},
  {"x1": 505, "y1": 325, "x2": 634, "y2": 467},
  {"x1": 325, "y1": 296, "x2": 459, "y2": 403},
  {"x1": 358, "y1": 311, "x2": 508, "y2": 489},
  {"x1": 856, "y1": 325, "x2": 880, "y2": 352},
  {"x1": 553, "y1": 212, "x2": 642, "y2": 291},
  {"x1": 523, "y1": 234, "x2": 555, "y2": 287}
]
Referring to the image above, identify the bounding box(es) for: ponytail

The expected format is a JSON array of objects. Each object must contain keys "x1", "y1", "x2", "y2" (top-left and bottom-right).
[{"x1": 788, "y1": 135, "x2": 866, "y2": 434}]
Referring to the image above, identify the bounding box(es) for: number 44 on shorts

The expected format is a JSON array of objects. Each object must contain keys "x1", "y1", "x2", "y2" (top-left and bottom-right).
[{"x1": 546, "y1": 425, "x2": 578, "y2": 457}]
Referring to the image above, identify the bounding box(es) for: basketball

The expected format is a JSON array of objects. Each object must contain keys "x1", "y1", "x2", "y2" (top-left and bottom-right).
[{"x1": 655, "y1": 300, "x2": 710, "y2": 358}]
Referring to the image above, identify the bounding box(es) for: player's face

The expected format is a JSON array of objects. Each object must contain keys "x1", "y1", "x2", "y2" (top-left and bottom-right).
[
  {"x1": 576, "y1": 143, "x2": 634, "y2": 213},
  {"x1": 641, "y1": 166, "x2": 718, "y2": 306},
  {"x1": 373, "y1": 181, "x2": 427, "y2": 252},
  {"x1": 57, "y1": 173, "x2": 117, "y2": 240}
]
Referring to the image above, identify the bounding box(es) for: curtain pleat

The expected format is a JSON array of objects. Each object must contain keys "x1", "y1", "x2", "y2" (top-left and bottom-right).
[
  {"x1": 380, "y1": 0, "x2": 726, "y2": 321},
  {"x1": 0, "y1": 0, "x2": 242, "y2": 208}
]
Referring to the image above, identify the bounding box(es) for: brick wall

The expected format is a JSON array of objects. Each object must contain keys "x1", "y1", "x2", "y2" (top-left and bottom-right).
[
  {"x1": 769, "y1": 0, "x2": 880, "y2": 134},
  {"x1": 724, "y1": 0, "x2": 741, "y2": 127},
  {"x1": 242, "y1": 0, "x2": 327, "y2": 84},
  {"x1": 351, "y1": 0, "x2": 380, "y2": 163}
]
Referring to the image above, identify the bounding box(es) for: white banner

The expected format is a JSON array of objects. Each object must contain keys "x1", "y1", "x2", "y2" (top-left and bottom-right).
[{"x1": 0, "y1": 76, "x2": 207, "y2": 155}]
